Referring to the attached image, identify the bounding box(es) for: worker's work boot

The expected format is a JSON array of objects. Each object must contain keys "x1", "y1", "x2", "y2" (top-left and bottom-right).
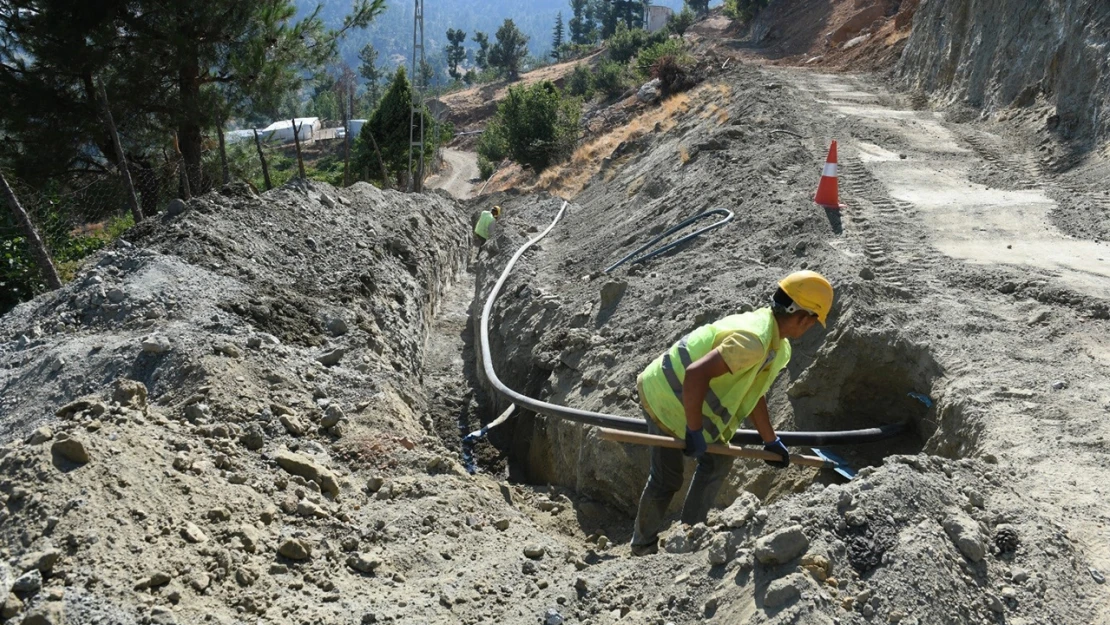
[{"x1": 630, "y1": 540, "x2": 659, "y2": 557}]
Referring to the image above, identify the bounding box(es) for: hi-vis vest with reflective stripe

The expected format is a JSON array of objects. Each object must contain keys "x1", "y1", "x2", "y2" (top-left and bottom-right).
[
  {"x1": 637, "y1": 308, "x2": 791, "y2": 444},
  {"x1": 474, "y1": 211, "x2": 495, "y2": 239}
]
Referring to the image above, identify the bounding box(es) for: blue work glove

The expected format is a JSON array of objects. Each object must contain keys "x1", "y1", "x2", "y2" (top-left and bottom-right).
[
  {"x1": 763, "y1": 437, "x2": 790, "y2": 468},
  {"x1": 684, "y1": 426, "x2": 708, "y2": 459}
]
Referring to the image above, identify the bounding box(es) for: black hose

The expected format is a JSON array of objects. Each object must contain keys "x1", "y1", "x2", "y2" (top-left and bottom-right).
[
  {"x1": 604, "y1": 208, "x2": 734, "y2": 273},
  {"x1": 478, "y1": 199, "x2": 910, "y2": 445}
]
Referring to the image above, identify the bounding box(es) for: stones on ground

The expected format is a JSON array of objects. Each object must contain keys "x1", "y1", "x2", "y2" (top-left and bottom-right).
[
  {"x1": 141, "y1": 334, "x2": 172, "y2": 354},
  {"x1": 801, "y1": 553, "x2": 831, "y2": 581},
  {"x1": 366, "y1": 477, "x2": 385, "y2": 493},
  {"x1": 718, "y1": 491, "x2": 760, "y2": 529},
  {"x1": 763, "y1": 573, "x2": 811, "y2": 608},
  {"x1": 189, "y1": 573, "x2": 211, "y2": 593},
  {"x1": 19, "y1": 601, "x2": 64, "y2": 625},
  {"x1": 984, "y1": 592, "x2": 1005, "y2": 613},
  {"x1": 280, "y1": 414, "x2": 307, "y2": 436},
  {"x1": 50, "y1": 437, "x2": 90, "y2": 465},
  {"x1": 274, "y1": 449, "x2": 340, "y2": 498},
  {"x1": 663, "y1": 531, "x2": 693, "y2": 555},
  {"x1": 12, "y1": 570, "x2": 42, "y2": 594},
  {"x1": 317, "y1": 347, "x2": 346, "y2": 367},
  {"x1": 278, "y1": 538, "x2": 311, "y2": 560},
  {"x1": 326, "y1": 317, "x2": 349, "y2": 336},
  {"x1": 27, "y1": 427, "x2": 53, "y2": 445},
  {"x1": 184, "y1": 402, "x2": 208, "y2": 422},
  {"x1": 107, "y1": 288, "x2": 126, "y2": 303},
  {"x1": 112, "y1": 379, "x2": 148, "y2": 408},
  {"x1": 942, "y1": 511, "x2": 986, "y2": 562},
  {"x1": 524, "y1": 545, "x2": 545, "y2": 559},
  {"x1": 493, "y1": 518, "x2": 510, "y2": 531},
  {"x1": 636, "y1": 78, "x2": 662, "y2": 103},
  {"x1": 707, "y1": 533, "x2": 734, "y2": 565},
  {"x1": 599, "y1": 281, "x2": 627, "y2": 310},
  {"x1": 136, "y1": 571, "x2": 173, "y2": 590},
  {"x1": 2, "y1": 593, "x2": 22, "y2": 619},
  {"x1": 18, "y1": 550, "x2": 60, "y2": 574},
  {"x1": 149, "y1": 606, "x2": 178, "y2": 625},
  {"x1": 544, "y1": 607, "x2": 565, "y2": 625},
  {"x1": 347, "y1": 554, "x2": 381, "y2": 574},
  {"x1": 240, "y1": 423, "x2": 265, "y2": 450},
  {"x1": 215, "y1": 342, "x2": 241, "y2": 358},
  {"x1": 166, "y1": 198, "x2": 187, "y2": 216},
  {"x1": 754, "y1": 525, "x2": 809, "y2": 565},
  {"x1": 322, "y1": 404, "x2": 345, "y2": 428},
  {"x1": 180, "y1": 522, "x2": 208, "y2": 544},
  {"x1": 1091, "y1": 568, "x2": 1106, "y2": 584}
]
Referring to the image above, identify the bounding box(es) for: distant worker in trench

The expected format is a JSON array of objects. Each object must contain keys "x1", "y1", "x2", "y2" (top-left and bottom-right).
[
  {"x1": 630, "y1": 271, "x2": 834, "y2": 556},
  {"x1": 474, "y1": 205, "x2": 502, "y2": 246}
]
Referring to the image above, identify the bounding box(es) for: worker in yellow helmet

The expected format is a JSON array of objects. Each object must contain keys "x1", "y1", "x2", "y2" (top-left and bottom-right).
[
  {"x1": 474, "y1": 205, "x2": 502, "y2": 243},
  {"x1": 630, "y1": 271, "x2": 834, "y2": 556}
]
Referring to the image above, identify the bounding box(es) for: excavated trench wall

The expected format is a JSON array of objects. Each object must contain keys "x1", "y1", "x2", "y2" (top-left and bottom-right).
[
  {"x1": 898, "y1": 0, "x2": 1110, "y2": 144},
  {"x1": 471, "y1": 198, "x2": 964, "y2": 515}
]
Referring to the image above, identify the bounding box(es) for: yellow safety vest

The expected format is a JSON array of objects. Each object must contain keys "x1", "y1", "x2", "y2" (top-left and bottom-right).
[
  {"x1": 637, "y1": 308, "x2": 791, "y2": 444},
  {"x1": 474, "y1": 211, "x2": 495, "y2": 239}
]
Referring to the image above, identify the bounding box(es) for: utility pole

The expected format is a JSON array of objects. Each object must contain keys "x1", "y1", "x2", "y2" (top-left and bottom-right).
[{"x1": 408, "y1": 0, "x2": 426, "y2": 192}]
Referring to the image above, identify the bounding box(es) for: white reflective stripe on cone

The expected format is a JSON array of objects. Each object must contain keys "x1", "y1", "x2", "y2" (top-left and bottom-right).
[{"x1": 822, "y1": 163, "x2": 838, "y2": 177}]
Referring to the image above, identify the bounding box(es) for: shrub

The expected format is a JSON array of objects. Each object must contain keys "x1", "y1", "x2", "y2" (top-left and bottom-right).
[
  {"x1": 566, "y1": 64, "x2": 595, "y2": 99},
  {"x1": 724, "y1": 0, "x2": 772, "y2": 22},
  {"x1": 477, "y1": 120, "x2": 509, "y2": 164},
  {"x1": 478, "y1": 156, "x2": 495, "y2": 180},
  {"x1": 592, "y1": 61, "x2": 628, "y2": 98},
  {"x1": 607, "y1": 24, "x2": 665, "y2": 64},
  {"x1": 635, "y1": 38, "x2": 689, "y2": 79},
  {"x1": 483, "y1": 81, "x2": 581, "y2": 172}
]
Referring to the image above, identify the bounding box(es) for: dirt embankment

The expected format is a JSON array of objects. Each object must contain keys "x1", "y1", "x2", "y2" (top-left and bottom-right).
[{"x1": 899, "y1": 0, "x2": 1110, "y2": 146}]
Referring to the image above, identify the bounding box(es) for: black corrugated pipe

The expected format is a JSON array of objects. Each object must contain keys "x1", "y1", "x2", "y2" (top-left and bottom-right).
[{"x1": 478, "y1": 200, "x2": 909, "y2": 446}]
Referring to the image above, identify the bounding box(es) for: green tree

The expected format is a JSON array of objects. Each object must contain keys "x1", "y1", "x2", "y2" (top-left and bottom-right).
[
  {"x1": 489, "y1": 19, "x2": 530, "y2": 80},
  {"x1": 0, "y1": 0, "x2": 386, "y2": 194},
  {"x1": 358, "y1": 43, "x2": 385, "y2": 108},
  {"x1": 724, "y1": 0, "x2": 771, "y2": 21},
  {"x1": 569, "y1": 0, "x2": 591, "y2": 45},
  {"x1": 446, "y1": 28, "x2": 467, "y2": 80},
  {"x1": 480, "y1": 81, "x2": 581, "y2": 173},
  {"x1": 473, "y1": 31, "x2": 491, "y2": 70},
  {"x1": 551, "y1": 13, "x2": 565, "y2": 61},
  {"x1": 669, "y1": 7, "x2": 697, "y2": 35},
  {"x1": 353, "y1": 67, "x2": 447, "y2": 188},
  {"x1": 686, "y1": 0, "x2": 711, "y2": 16}
]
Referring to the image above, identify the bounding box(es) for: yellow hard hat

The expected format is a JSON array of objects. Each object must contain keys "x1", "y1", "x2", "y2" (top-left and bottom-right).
[
  {"x1": 492, "y1": 205, "x2": 502, "y2": 218},
  {"x1": 778, "y1": 270, "x2": 834, "y2": 327}
]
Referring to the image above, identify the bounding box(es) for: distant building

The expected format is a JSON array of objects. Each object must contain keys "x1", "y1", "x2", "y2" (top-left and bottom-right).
[
  {"x1": 645, "y1": 5, "x2": 674, "y2": 33},
  {"x1": 259, "y1": 117, "x2": 320, "y2": 143}
]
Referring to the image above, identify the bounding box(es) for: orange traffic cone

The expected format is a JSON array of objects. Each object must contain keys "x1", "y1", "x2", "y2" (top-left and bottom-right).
[{"x1": 814, "y1": 140, "x2": 846, "y2": 210}]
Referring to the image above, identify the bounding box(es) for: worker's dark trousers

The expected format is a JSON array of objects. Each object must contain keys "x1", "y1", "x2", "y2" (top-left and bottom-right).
[{"x1": 631, "y1": 417, "x2": 734, "y2": 549}]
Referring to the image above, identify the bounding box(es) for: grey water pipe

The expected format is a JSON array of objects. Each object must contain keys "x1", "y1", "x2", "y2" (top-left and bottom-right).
[{"x1": 478, "y1": 199, "x2": 910, "y2": 445}]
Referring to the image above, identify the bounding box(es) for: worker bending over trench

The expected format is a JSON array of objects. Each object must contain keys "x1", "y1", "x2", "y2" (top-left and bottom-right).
[{"x1": 630, "y1": 271, "x2": 834, "y2": 556}]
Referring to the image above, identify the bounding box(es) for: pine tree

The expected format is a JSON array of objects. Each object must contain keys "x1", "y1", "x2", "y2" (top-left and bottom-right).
[
  {"x1": 686, "y1": 0, "x2": 711, "y2": 16},
  {"x1": 354, "y1": 67, "x2": 441, "y2": 188},
  {"x1": 0, "y1": 0, "x2": 386, "y2": 193},
  {"x1": 552, "y1": 13, "x2": 565, "y2": 61},
  {"x1": 446, "y1": 28, "x2": 468, "y2": 80},
  {"x1": 473, "y1": 32, "x2": 491, "y2": 70},
  {"x1": 489, "y1": 19, "x2": 530, "y2": 81},
  {"x1": 569, "y1": 0, "x2": 590, "y2": 45},
  {"x1": 358, "y1": 43, "x2": 385, "y2": 108}
]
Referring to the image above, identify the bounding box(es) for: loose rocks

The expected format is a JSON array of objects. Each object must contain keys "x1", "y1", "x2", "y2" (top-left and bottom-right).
[
  {"x1": 274, "y1": 449, "x2": 340, "y2": 497},
  {"x1": 278, "y1": 538, "x2": 311, "y2": 561},
  {"x1": 943, "y1": 512, "x2": 986, "y2": 562},
  {"x1": 763, "y1": 573, "x2": 810, "y2": 608},
  {"x1": 51, "y1": 437, "x2": 90, "y2": 465},
  {"x1": 754, "y1": 525, "x2": 809, "y2": 564}
]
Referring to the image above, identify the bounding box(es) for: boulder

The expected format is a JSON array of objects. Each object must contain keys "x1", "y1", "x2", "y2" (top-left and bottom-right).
[
  {"x1": 112, "y1": 378, "x2": 148, "y2": 408},
  {"x1": 943, "y1": 511, "x2": 986, "y2": 562},
  {"x1": 278, "y1": 538, "x2": 311, "y2": 561},
  {"x1": 51, "y1": 437, "x2": 90, "y2": 465},
  {"x1": 754, "y1": 525, "x2": 809, "y2": 565}
]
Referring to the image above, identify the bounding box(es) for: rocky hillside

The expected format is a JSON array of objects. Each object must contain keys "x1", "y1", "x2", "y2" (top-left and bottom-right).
[{"x1": 898, "y1": 0, "x2": 1110, "y2": 146}]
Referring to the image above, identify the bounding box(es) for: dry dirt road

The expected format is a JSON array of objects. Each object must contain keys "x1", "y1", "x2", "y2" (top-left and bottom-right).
[
  {"x1": 781, "y1": 69, "x2": 1110, "y2": 619},
  {"x1": 427, "y1": 148, "x2": 480, "y2": 199}
]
